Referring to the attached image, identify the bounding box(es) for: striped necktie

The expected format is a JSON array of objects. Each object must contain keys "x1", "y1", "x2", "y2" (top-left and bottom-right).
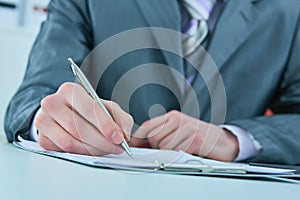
[{"x1": 181, "y1": 0, "x2": 216, "y2": 57}]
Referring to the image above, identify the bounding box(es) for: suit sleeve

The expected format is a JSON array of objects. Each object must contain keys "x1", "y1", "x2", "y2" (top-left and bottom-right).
[
  {"x1": 4, "y1": 0, "x2": 93, "y2": 142},
  {"x1": 230, "y1": 14, "x2": 300, "y2": 165}
]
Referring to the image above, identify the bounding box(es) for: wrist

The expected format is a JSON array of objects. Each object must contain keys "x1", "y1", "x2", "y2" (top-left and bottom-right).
[
  {"x1": 196, "y1": 123, "x2": 239, "y2": 162},
  {"x1": 206, "y1": 128, "x2": 239, "y2": 162}
]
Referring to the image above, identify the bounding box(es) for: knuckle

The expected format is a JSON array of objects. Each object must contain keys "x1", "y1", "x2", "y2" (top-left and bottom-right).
[
  {"x1": 58, "y1": 82, "x2": 75, "y2": 94},
  {"x1": 169, "y1": 110, "x2": 179, "y2": 116},
  {"x1": 111, "y1": 101, "x2": 119, "y2": 108},
  {"x1": 34, "y1": 115, "x2": 43, "y2": 129},
  {"x1": 168, "y1": 110, "x2": 181, "y2": 122},
  {"x1": 40, "y1": 95, "x2": 56, "y2": 111},
  {"x1": 34, "y1": 113, "x2": 50, "y2": 131},
  {"x1": 128, "y1": 115, "x2": 134, "y2": 125},
  {"x1": 121, "y1": 113, "x2": 134, "y2": 127},
  {"x1": 110, "y1": 101, "x2": 121, "y2": 113}
]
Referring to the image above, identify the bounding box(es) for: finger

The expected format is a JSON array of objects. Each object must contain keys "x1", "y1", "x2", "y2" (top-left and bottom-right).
[
  {"x1": 145, "y1": 110, "x2": 184, "y2": 130},
  {"x1": 157, "y1": 123, "x2": 196, "y2": 150},
  {"x1": 137, "y1": 110, "x2": 185, "y2": 139},
  {"x1": 69, "y1": 109, "x2": 125, "y2": 153},
  {"x1": 38, "y1": 134, "x2": 63, "y2": 152},
  {"x1": 147, "y1": 120, "x2": 179, "y2": 148},
  {"x1": 157, "y1": 130, "x2": 184, "y2": 150},
  {"x1": 133, "y1": 114, "x2": 168, "y2": 140},
  {"x1": 156, "y1": 132, "x2": 176, "y2": 149},
  {"x1": 172, "y1": 133, "x2": 197, "y2": 154},
  {"x1": 42, "y1": 96, "x2": 123, "y2": 153},
  {"x1": 103, "y1": 100, "x2": 134, "y2": 140},
  {"x1": 55, "y1": 83, "x2": 125, "y2": 145},
  {"x1": 35, "y1": 111, "x2": 123, "y2": 155}
]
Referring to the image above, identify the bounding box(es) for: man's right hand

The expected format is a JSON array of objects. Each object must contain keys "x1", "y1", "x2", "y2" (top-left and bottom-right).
[{"x1": 35, "y1": 82, "x2": 134, "y2": 156}]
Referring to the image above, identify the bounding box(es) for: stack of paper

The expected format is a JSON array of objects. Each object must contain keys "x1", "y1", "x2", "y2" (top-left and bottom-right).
[{"x1": 14, "y1": 137, "x2": 296, "y2": 176}]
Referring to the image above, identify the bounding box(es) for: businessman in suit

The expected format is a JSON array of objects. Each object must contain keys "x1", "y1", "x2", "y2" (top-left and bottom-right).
[{"x1": 5, "y1": 0, "x2": 300, "y2": 164}]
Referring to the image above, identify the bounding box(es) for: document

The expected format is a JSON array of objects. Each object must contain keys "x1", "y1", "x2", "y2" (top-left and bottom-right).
[{"x1": 14, "y1": 137, "x2": 295, "y2": 175}]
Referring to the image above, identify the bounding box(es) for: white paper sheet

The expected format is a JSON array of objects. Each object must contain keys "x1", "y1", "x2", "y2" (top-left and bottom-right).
[{"x1": 14, "y1": 137, "x2": 295, "y2": 175}]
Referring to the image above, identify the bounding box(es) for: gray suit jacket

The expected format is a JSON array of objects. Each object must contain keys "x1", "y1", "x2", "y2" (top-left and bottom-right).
[{"x1": 5, "y1": 0, "x2": 300, "y2": 164}]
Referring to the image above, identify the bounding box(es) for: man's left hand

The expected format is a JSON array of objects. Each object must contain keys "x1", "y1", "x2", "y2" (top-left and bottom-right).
[{"x1": 130, "y1": 110, "x2": 239, "y2": 162}]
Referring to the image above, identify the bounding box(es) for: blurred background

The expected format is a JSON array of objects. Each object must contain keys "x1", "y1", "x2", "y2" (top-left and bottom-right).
[
  {"x1": 0, "y1": 0, "x2": 49, "y2": 141},
  {"x1": 0, "y1": 0, "x2": 49, "y2": 29}
]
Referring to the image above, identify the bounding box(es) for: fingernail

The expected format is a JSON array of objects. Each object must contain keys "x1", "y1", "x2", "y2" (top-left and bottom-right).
[{"x1": 111, "y1": 131, "x2": 124, "y2": 144}]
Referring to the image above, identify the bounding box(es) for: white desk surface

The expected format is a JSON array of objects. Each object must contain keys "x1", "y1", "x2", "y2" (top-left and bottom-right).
[
  {"x1": 1, "y1": 26, "x2": 299, "y2": 200},
  {"x1": 0, "y1": 139, "x2": 299, "y2": 200}
]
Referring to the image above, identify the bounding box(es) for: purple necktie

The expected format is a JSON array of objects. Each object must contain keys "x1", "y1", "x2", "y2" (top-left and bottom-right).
[
  {"x1": 181, "y1": 0, "x2": 216, "y2": 89},
  {"x1": 181, "y1": 0, "x2": 216, "y2": 57}
]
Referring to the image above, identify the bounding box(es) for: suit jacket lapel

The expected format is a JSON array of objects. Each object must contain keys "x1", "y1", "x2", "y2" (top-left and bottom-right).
[
  {"x1": 135, "y1": 0, "x2": 185, "y2": 96},
  {"x1": 208, "y1": 0, "x2": 262, "y2": 69},
  {"x1": 135, "y1": 0, "x2": 263, "y2": 112},
  {"x1": 183, "y1": 0, "x2": 263, "y2": 118}
]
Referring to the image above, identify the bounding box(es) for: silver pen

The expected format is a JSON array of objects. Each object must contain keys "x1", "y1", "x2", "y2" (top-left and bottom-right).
[{"x1": 67, "y1": 58, "x2": 133, "y2": 157}]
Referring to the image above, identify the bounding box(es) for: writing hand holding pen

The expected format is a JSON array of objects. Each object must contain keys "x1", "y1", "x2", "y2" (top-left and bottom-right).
[{"x1": 35, "y1": 59, "x2": 133, "y2": 156}]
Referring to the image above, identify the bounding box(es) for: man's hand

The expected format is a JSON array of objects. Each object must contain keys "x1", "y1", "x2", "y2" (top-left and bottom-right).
[
  {"x1": 130, "y1": 110, "x2": 239, "y2": 162},
  {"x1": 35, "y1": 82, "x2": 134, "y2": 156}
]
